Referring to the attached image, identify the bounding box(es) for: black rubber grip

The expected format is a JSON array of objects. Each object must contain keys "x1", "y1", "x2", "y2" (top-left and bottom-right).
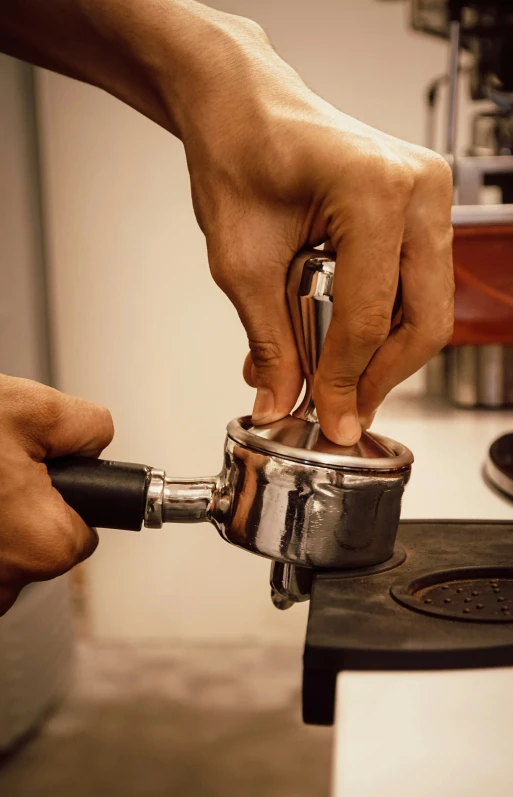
[{"x1": 47, "y1": 457, "x2": 153, "y2": 531}]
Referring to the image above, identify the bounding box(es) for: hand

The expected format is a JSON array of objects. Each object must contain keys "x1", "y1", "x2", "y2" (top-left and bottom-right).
[
  {"x1": 177, "y1": 18, "x2": 454, "y2": 444},
  {"x1": 0, "y1": 374, "x2": 113, "y2": 615},
  {"x1": 0, "y1": 1, "x2": 454, "y2": 446}
]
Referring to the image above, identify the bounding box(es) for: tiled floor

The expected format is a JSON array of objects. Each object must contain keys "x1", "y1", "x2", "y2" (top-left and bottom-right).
[{"x1": 0, "y1": 642, "x2": 332, "y2": 797}]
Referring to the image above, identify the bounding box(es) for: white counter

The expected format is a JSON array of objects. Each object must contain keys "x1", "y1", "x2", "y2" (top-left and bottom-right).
[
  {"x1": 376, "y1": 382, "x2": 513, "y2": 522},
  {"x1": 331, "y1": 380, "x2": 513, "y2": 797}
]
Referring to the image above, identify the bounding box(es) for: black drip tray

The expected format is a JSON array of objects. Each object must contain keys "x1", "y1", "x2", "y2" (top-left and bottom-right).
[{"x1": 303, "y1": 521, "x2": 513, "y2": 726}]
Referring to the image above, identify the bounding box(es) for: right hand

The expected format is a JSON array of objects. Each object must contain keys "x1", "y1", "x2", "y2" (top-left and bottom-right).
[
  {"x1": 176, "y1": 16, "x2": 455, "y2": 444},
  {"x1": 0, "y1": 374, "x2": 113, "y2": 615}
]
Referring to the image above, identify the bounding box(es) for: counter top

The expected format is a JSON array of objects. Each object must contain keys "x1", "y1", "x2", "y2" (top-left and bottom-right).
[
  {"x1": 375, "y1": 382, "x2": 513, "y2": 521},
  {"x1": 331, "y1": 380, "x2": 513, "y2": 797}
]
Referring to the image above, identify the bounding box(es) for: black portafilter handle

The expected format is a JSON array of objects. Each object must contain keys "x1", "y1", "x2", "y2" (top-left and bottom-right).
[{"x1": 46, "y1": 457, "x2": 153, "y2": 531}]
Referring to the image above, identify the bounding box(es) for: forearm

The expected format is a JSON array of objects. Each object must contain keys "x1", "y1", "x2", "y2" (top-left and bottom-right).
[{"x1": 0, "y1": 0, "x2": 306, "y2": 139}]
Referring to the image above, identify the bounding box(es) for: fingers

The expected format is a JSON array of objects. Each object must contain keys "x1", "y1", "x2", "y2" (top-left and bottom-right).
[
  {"x1": 243, "y1": 307, "x2": 303, "y2": 424},
  {"x1": 1, "y1": 376, "x2": 114, "y2": 459},
  {"x1": 314, "y1": 199, "x2": 406, "y2": 445},
  {"x1": 208, "y1": 237, "x2": 304, "y2": 425},
  {"x1": 23, "y1": 478, "x2": 100, "y2": 580},
  {"x1": 357, "y1": 164, "x2": 454, "y2": 425},
  {"x1": 0, "y1": 376, "x2": 111, "y2": 612},
  {"x1": 0, "y1": 446, "x2": 99, "y2": 612}
]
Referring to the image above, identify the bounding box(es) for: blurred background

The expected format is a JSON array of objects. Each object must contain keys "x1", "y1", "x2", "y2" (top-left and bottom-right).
[{"x1": 0, "y1": 0, "x2": 506, "y2": 795}]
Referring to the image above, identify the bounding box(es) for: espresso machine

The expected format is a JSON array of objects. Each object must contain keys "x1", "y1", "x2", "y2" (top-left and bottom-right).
[{"x1": 401, "y1": 0, "x2": 513, "y2": 407}]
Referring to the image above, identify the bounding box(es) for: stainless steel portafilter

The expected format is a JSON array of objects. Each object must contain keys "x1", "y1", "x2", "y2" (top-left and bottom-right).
[{"x1": 48, "y1": 250, "x2": 413, "y2": 608}]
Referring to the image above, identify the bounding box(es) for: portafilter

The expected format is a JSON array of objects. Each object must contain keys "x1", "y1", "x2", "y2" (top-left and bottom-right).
[{"x1": 48, "y1": 250, "x2": 413, "y2": 609}]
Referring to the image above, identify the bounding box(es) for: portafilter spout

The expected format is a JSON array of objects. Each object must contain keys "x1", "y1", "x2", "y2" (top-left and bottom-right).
[{"x1": 47, "y1": 250, "x2": 413, "y2": 611}]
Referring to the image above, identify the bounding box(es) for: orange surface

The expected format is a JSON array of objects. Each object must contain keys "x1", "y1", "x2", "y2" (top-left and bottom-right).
[{"x1": 452, "y1": 225, "x2": 513, "y2": 346}]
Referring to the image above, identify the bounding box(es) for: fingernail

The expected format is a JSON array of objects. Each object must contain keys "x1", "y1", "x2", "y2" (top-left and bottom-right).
[
  {"x1": 252, "y1": 388, "x2": 276, "y2": 424},
  {"x1": 336, "y1": 414, "x2": 362, "y2": 445}
]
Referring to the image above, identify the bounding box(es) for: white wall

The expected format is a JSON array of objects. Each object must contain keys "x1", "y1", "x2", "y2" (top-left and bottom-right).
[{"x1": 37, "y1": 0, "x2": 451, "y2": 642}]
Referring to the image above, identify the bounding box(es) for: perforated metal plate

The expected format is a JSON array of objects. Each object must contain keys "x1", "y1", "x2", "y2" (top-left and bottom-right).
[{"x1": 391, "y1": 567, "x2": 513, "y2": 623}]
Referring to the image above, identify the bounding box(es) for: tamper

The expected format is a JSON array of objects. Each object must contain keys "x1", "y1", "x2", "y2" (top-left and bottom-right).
[{"x1": 48, "y1": 250, "x2": 413, "y2": 609}]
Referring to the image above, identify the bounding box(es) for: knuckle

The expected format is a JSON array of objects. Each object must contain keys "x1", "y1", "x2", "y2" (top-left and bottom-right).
[
  {"x1": 315, "y1": 369, "x2": 356, "y2": 396},
  {"x1": 39, "y1": 391, "x2": 69, "y2": 431},
  {"x1": 248, "y1": 337, "x2": 283, "y2": 370},
  {"x1": 208, "y1": 254, "x2": 252, "y2": 300},
  {"x1": 5, "y1": 521, "x2": 87, "y2": 584},
  {"x1": 408, "y1": 315, "x2": 454, "y2": 356},
  {"x1": 30, "y1": 538, "x2": 79, "y2": 579},
  {"x1": 344, "y1": 310, "x2": 391, "y2": 349},
  {"x1": 209, "y1": 260, "x2": 231, "y2": 293},
  {"x1": 17, "y1": 387, "x2": 69, "y2": 442},
  {"x1": 383, "y1": 163, "x2": 415, "y2": 200},
  {"x1": 92, "y1": 405, "x2": 114, "y2": 448},
  {"x1": 419, "y1": 151, "x2": 454, "y2": 194},
  {"x1": 0, "y1": 379, "x2": 63, "y2": 431},
  {"x1": 433, "y1": 316, "x2": 454, "y2": 349},
  {"x1": 364, "y1": 152, "x2": 415, "y2": 206}
]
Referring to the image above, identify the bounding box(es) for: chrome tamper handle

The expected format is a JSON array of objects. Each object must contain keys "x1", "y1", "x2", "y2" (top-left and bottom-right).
[{"x1": 286, "y1": 251, "x2": 335, "y2": 423}]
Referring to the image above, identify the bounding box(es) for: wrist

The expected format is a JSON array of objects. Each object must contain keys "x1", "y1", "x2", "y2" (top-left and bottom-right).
[{"x1": 136, "y1": 2, "x2": 311, "y2": 141}]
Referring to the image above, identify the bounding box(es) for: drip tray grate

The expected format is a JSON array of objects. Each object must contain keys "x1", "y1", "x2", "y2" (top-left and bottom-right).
[{"x1": 391, "y1": 567, "x2": 513, "y2": 622}]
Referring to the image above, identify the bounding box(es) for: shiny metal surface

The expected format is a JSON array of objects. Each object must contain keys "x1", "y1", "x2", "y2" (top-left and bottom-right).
[
  {"x1": 227, "y1": 416, "x2": 413, "y2": 472},
  {"x1": 425, "y1": 352, "x2": 447, "y2": 398},
  {"x1": 457, "y1": 156, "x2": 513, "y2": 205},
  {"x1": 446, "y1": 346, "x2": 513, "y2": 408},
  {"x1": 210, "y1": 434, "x2": 410, "y2": 570},
  {"x1": 485, "y1": 433, "x2": 513, "y2": 500},
  {"x1": 270, "y1": 562, "x2": 313, "y2": 610},
  {"x1": 144, "y1": 469, "x2": 165, "y2": 528},
  {"x1": 144, "y1": 471, "x2": 217, "y2": 527},
  {"x1": 146, "y1": 420, "x2": 410, "y2": 571},
  {"x1": 447, "y1": 346, "x2": 479, "y2": 407},
  {"x1": 485, "y1": 455, "x2": 513, "y2": 499},
  {"x1": 445, "y1": 19, "x2": 460, "y2": 169},
  {"x1": 163, "y1": 478, "x2": 217, "y2": 523},
  {"x1": 478, "y1": 346, "x2": 513, "y2": 408},
  {"x1": 452, "y1": 203, "x2": 513, "y2": 226},
  {"x1": 286, "y1": 251, "x2": 334, "y2": 422}
]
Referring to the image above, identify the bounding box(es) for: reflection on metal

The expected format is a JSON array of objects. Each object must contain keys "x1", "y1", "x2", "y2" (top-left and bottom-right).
[
  {"x1": 428, "y1": 347, "x2": 513, "y2": 409},
  {"x1": 457, "y1": 156, "x2": 513, "y2": 205},
  {"x1": 485, "y1": 433, "x2": 513, "y2": 500},
  {"x1": 286, "y1": 253, "x2": 334, "y2": 423},
  {"x1": 452, "y1": 202, "x2": 513, "y2": 226},
  {"x1": 142, "y1": 421, "x2": 411, "y2": 572},
  {"x1": 270, "y1": 562, "x2": 313, "y2": 609}
]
